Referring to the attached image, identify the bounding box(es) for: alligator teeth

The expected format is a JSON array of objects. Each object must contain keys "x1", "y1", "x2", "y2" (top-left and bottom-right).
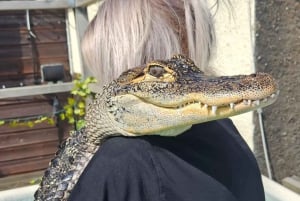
[
  {"x1": 211, "y1": 106, "x2": 218, "y2": 114},
  {"x1": 262, "y1": 98, "x2": 268, "y2": 102},
  {"x1": 203, "y1": 104, "x2": 208, "y2": 108},
  {"x1": 253, "y1": 100, "x2": 260, "y2": 106},
  {"x1": 243, "y1": 100, "x2": 252, "y2": 105},
  {"x1": 230, "y1": 103, "x2": 235, "y2": 109},
  {"x1": 271, "y1": 93, "x2": 276, "y2": 98}
]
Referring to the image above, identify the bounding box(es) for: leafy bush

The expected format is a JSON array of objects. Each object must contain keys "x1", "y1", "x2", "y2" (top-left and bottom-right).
[{"x1": 0, "y1": 76, "x2": 97, "y2": 130}]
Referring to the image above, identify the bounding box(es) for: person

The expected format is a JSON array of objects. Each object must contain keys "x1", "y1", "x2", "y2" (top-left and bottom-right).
[{"x1": 69, "y1": 0, "x2": 265, "y2": 201}]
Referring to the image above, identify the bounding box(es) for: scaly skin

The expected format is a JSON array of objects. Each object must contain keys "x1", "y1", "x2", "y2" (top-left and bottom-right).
[{"x1": 34, "y1": 55, "x2": 279, "y2": 200}]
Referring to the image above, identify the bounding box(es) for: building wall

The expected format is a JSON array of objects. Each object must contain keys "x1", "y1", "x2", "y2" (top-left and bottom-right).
[
  {"x1": 208, "y1": 0, "x2": 256, "y2": 150},
  {"x1": 255, "y1": 0, "x2": 300, "y2": 182},
  {"x1": 0, "y1": 9, "x2": 71, "y2": 178}
]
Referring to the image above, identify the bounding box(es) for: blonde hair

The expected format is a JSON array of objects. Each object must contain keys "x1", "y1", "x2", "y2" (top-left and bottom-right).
[{"x1": 81, "y1": 0, "x2": 215, "y2": 87}]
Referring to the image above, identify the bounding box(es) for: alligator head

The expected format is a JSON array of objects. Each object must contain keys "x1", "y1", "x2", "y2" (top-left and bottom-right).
[{"x1": 86, "y1": 55, "x2": 279, "y2": 137}]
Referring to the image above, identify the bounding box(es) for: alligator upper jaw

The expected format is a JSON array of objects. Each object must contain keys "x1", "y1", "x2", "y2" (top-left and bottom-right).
[{"x1": 120, "y1": 71, "x2": 279, "y2": 109}]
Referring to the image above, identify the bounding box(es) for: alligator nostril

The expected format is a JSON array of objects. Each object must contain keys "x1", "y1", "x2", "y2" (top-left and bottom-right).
[{"x1": 250, "y1": 74, "x2": 257, "y2": 78}]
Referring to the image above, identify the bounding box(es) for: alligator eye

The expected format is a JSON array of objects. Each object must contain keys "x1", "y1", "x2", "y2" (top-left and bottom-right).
[{"x1": 149, "y1": 66, "x2": 165, "y2": 77}]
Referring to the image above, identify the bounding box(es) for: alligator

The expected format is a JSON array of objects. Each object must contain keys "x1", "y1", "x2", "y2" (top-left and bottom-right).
[{"x1": 34, "y1": 55, "x2": 279, "y2": 201}]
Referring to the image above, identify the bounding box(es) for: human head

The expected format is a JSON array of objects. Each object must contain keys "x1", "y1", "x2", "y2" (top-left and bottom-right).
[{"x1": 81, "y1": 0, "x2": 215, "y2": 87}]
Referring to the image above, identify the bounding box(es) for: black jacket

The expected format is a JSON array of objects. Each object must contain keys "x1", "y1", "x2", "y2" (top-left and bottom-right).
[{"x1": 69, "y1": 119, "x2": 265, "y2": 201}]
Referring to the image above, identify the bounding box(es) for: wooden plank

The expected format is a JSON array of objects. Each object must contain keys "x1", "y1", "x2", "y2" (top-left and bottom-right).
[
  {"x1": 0, "y1": 101, "x2": 53, "y2": 119},
  {"x1": 0, "y1": 55, "x2": 69, "y2": 62},
  {"x1": 0, "y1": 10, "x2": 66, "y2": 29},
  {"x1": 0, "y1": 1, "x2": 72, "y2": 10},
  {"x1": 0, "y1": 122, "x2": 56, "y2": 134},
  {"x1": 0, "y1": 155, "x2": 53, "y2": 177},
  {"x1": 0, "y1": 127, "x2": 59, "y2": 149},
  {"x1": 0, "y1": 9, "x2": 70, "y2": 88},
  {"x1": 0, "y1": 170, "x2": 43, "y2": 191},
  {"x1": 0, "y1": 43, "x2": 68, "y2": 58},
  {"x1": 0, "y1": 94, "x2": 51, "y2": 106},
  {"x1": 0, "y1": 11, "x2": 25, "y2": 28},
  {"x1": 0, "y1": 58, "x2": 69, "y2": 75},
  {"x1": 0, "y1": 29, "x2": 67, "y2": 46},
  {"x1": 0, "y1": 140, "x2": 59, "y2": 162}
]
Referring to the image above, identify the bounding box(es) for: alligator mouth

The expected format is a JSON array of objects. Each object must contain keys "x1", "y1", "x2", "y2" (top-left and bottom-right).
[{"x1": 137, "y1": 90, "x2": 279, "y2": 115}]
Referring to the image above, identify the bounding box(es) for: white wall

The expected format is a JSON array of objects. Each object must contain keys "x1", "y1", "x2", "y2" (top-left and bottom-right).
[{"x1": 208, "y1": 0, "x2": 256, "y2": 150}]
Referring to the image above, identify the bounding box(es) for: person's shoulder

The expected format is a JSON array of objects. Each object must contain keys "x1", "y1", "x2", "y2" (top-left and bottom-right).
[
  {"x1": 193, "y1": 118, "x2": 237, "y2": 130},
  {"x1": 189, "y1": 118, "x2": 240, "y2": 138},
  {"x1": 71, "y1": 137, "x2": 162, "y2": 201},
  {"x1": 101, "y1": 136, "x2": 152, "y2": 154},
  {"x1": 91, "y1": 136, "x2": 154, "y2": 167}
]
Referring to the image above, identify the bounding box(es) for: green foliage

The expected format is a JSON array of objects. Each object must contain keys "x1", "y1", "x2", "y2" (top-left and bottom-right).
[
  {"x1": 0, "y1": 120, "x2": 5, "y2": 126},
  {"x1": 29, "y1": 177, "x2": 42, "y2": 185},
  {"x1": 0, "y1": 75, "x2": 97, "y2": 130},
  {"x1": 59, "y1": 75, "x2": 97, "y2": 130},
  {"x1": 1, "y1": 116, "x2": 55, "y2": 128}
]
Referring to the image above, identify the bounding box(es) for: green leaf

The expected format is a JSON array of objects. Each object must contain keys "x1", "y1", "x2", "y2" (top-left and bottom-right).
[
  {"x1": 0, "y1": 120, "x2": 5, "y2": 126},
  {"x1": 78, "y1": 108, "x2": 85, "y2": 116},
  {"x1": 59, "y1": 113, "x2": 66, "y2": 120},
  {"x1": 90, "y1": 77, "x2": 97, "y2": 83},
  {"x1": 78, "y1": 91, "x2": 86, "y2": 97},
  {"x1": 78, "y1": 101, "x2": 85, "y2": 109},
  {"x1": 63, "y1": 104, "x2": 71, "y2": 110},
  {"x1": 34, "y1": 119, "x2": 42, "y2": 124},
  {"x1": 29, "y1": 178, "x2": 42, "y2": 185},
  {"x1": 47, "y1": 118, "x2": 55, "y2": 125},
  {"x1": 85, "y1": 77, "x2": 97, "y2": 84},
  {"x1": 27, "y1": 121, "x2": 34, "y2": 128},
  {"x1": 66, "y1": 107, "x2": 73, "y2": 116},
  {"x1": 74, "y1": 108, "x2": 81, "y2": 115},
  {"x1": 81, "y1": 83, "x2": 88, "y2": 89},
  {"x1": 71, "y1": 90, "x2": 78, "y2": 95},
  {"x1": 67, "y1": 97, "x2": 75, "y2": 105},
  {"x1": 68, "y1": 117, "x2": 75, "y2": 124},
  {"x1": 85, "y1": 88, "x2": 91, "y2": 94},
  {"x1": 9, "y1": 121, "x2": 17, "y2": 127},
  {"x1": 40, "y1": 116, "x2": 48, "y2": 121},
  {"x1": 76, "y1": 119, "x2": 85, "y2": 130},
  {"x1": 73, "y1": 80, "x2": 81, "y2": 88}
]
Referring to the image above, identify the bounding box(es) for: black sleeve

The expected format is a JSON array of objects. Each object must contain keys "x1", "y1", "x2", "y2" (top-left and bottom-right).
[
  {"x1": 68, "y1": 137, "x2": 161, "y2": 201},
  {"x1": 69, "y1": 119, "x2": 265, "y2": 201},
  {"x1": 191, "y1": 119, "x2": 265, "y2": 201}
]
